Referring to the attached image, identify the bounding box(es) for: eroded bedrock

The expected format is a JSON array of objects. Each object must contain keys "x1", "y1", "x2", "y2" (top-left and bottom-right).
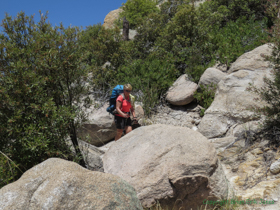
[
  {"x1": 198, "y1": 44, "x2": 273, "y2": 138},
  {"x1": 103, "y1": 124, "x2": 229, "y2": 210}
]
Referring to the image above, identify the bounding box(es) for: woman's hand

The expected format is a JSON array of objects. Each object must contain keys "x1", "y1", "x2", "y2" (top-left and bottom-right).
[{"x1": 123, "y1": 113, "x2": 130, "y2": 118}]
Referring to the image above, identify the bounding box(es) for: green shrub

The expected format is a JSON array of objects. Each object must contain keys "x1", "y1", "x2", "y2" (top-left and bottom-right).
[
  {"x1": 119, "y1": 0, "x2": 160, "y2": 29},
  {"x1": 211, "y1": 15, "x2": 269, "y2": 67},
  {"x1": 131, "y1": 12, "x2": 168, "y2": 58},
  {"x1": 194, "y1": 84, "x2": 217, "y2": 116},
  {"x1": 0, "y1": 12, "x2": 90, "y2": 187},
  {"x1": 150, "y1": 2, "x2": 223, "y2": 81},
  {"x1": 209, "y1": 0, "x2": 267, "y2": 22},
  {"x1": 79, "y1": 25, "x2": 123, "y2": 68},
  {"x1": 116, "y1": 57, "x2": 178, "y2": 116}
]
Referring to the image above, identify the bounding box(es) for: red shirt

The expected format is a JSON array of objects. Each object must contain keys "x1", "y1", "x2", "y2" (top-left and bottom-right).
[{"x1": 115, "y1": 95, "x2": 132, "y2": 117}]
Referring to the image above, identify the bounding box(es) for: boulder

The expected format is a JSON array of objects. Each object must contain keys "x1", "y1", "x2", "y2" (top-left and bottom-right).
[
  {"x1": 78, "y1": 103, "x2": 116, "y2": 147},
  {"x1": 135, "y1": 104, "x2": 144, "y2": 120},
  {"x1": 226, "y1": 120, "x2": 262, "y2": 139},
  {"x1": 270, "y1": 159, "x2": 280, "y2": 174},
  {"x1": 103, "y1": 8, "x2": 123, "y2": 29},
  {"x1": 78, "y1": 140, "x2": 104, "y2": 172},
  {"x1": 228, "y1": 43, "x2": 273, "y2": 73},
  {"x1": 198, "y1": 44, "x2": 272, "y2": 138},
  {"x1": 150, "y1": 103, "x2": 202, "y2": 128},
  {"x1": 198, "y1": 67, "x2": 227, "y2": 87},
  {"x1": 103, "y1": 124, "x2": 229, "y2": 209},
  {"x1": 166, "y1": 74, "x2": 198, "y2": 105},
  {"x1": 0, "y1": 158, "x2": 143, "y2": 210},
  {"x1": 210, "y1": 136, "x2": 236, "y2": 154}
]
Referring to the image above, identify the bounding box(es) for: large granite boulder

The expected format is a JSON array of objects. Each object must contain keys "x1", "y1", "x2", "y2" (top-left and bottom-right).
[
  {"x1": 0, "y1": 158, "x2": 143, "y2": 210},
  {"x1": 229, "y1": 44, "x2": 273, "y2": 73},
  {"x1": 166, "y1": 74, "x2": 198, "y2": 106},
  {"x1": 78, "y1": 103, "x2": 116, "y2": 146},
  {"x1": 103, "y1": 124, "x2": 229, "y2": 209},
  {"x1": 198, "y1": 67, "x2": 227, "y2": 87},
  {"x1": 78, "y1": 140, "x2": 104, "y2": 172},
  {"x1": 103, "y1": 8, "x2": 123, "y2": 29},
  {"x1": 198, "y1": 44, "x2": 272, "y2": 138}
]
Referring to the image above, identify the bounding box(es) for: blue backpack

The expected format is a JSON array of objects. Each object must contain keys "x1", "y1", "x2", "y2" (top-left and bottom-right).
[{"x1": 106, "y1": 85, "x2": 124, "y2": 115}]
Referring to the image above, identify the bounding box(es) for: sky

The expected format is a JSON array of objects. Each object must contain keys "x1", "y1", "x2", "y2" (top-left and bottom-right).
[{"x1": 0, "y1": 0, "x2": 127, "y2": 30}]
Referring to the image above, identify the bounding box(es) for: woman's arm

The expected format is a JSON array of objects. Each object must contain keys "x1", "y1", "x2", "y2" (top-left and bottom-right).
[{"x1": 130, "y1": 106, "x2": 136, "y2": 118}]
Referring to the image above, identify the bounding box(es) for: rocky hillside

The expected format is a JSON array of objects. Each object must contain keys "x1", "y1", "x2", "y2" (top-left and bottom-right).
[
  {"x1": 1, "y1": 0, "x2": 280, "y2": 210},
  {"x1": 2, "y1": 43, "x2": 280, "y2": 210}
]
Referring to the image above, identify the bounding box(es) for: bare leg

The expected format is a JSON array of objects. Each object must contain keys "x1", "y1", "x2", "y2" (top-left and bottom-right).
[
  {"x1": 125, "y1": 126, "x2": 132, "y2": 134},
  {"x1": 115, "y1": 129, "x2": 123, "y2": 141}
]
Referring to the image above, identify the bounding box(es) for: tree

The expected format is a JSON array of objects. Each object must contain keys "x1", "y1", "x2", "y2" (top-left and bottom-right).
[
  {"x1": 209, "y1": 0, "x2": 267, "y2": 23},
  {"x1": 119, "y1": 0, "x2": 160, "y2": 29},
  {"x1": 0, "y1": 12, "x2": 90, "y2": 187}
]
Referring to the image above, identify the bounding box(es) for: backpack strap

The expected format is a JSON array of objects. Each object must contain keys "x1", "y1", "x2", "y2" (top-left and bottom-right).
[{"x1": 120, "y1": 93, "x2": 131, "y2": 103}]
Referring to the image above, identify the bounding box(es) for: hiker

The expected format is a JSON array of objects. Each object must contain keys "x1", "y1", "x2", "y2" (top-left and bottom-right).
[{"x1": 114, "y1": 84, "x2": 137, "y2": 141}]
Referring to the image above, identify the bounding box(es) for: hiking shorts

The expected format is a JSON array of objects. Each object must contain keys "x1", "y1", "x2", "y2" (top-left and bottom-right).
[{"x1": 114, "y1": 115, "x2": 132, "y2": 129}]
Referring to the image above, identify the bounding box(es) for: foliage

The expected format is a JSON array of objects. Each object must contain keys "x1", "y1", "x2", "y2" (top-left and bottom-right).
[
  {"x1": 111, "y1": 0, "x2": 270, "y2": 111},
  {"x1": 131, "y1": 11, "x2": 169, "y2": 59},
  {"x1": 159, "y1": 0, "x2": 189, "y2": 19},
  {"x1": 209, "y1": 0, "x2": 268, "y2": 23},
  {"x1": 119, "y1": 0, "x2": 160, "y2": 29},
  {"x1": 0, "y1": 12, "x2": 90, "y2": 187},
  {"x1": 211, "y1": 15, "x2": 269, "y2": 67},
  {"x1": 79, "y1": 24, "x2": 137, "y2": 96},
  {"x1": 0, "y1": 0, "x2": 274, "y2": 188},
  {"x1": 194, "y1": 84, "x2": 217, "y2": 116},
  {"x1": 150, "y1": 2, "x2": 226, "y2": 82},
  {"x1": 79, "y1": 24, "x2": 123, "y2": 67},
  {"x1": 247, "y1": 3, "x2": 280, "y2": 145},
  {"x1": 116, "y1": 57, "x2": 178, "y2": 116}
]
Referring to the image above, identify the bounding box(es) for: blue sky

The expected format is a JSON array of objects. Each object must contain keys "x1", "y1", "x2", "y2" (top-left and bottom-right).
[{"x1": 0, "y1": 0, "x2": 126, "y2": 29}]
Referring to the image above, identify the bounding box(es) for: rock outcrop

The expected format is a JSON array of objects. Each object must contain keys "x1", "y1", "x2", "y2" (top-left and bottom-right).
[
  {"x1": 218, "y1": 139, "x2": 280, "y2": 210},
  {"x1": 198, "y1": 44, "x2": 272, "y2": 138},
  {"x1": 78, "y1": 103, "x2": 116, "y2": 146},
  {"x1": 229, "y1": 44, "x2": 273, "y2": 73},
  {"x1": 103, "y1": 8, "x2": 123, "y2": 29},
  {"x1": 103, "y1": 124, "x2": 229, "y2": 210},
  {"x1": 150, "y1": 103, "x2": 202, "y2": 129},
  {"x1": 0, "y1": 158, "x2": 143, "y2": 210},
  {"x1": 270, "y1": 159, "x2": 280, "y2": 174},
  {"x1": 198, "y1": 67, "x2": 227, "y2": 87},
  {"x1": 78, "y1": 140, "x2": 104, "y2": 172},
  {"x1": 166, "y1": 74, "x2": 198, "y2": 106}
]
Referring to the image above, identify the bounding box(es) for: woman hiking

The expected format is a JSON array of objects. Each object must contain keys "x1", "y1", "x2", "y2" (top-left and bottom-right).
[{"x1": 114, "y1": 84, "x2": 136, "y2": 141}]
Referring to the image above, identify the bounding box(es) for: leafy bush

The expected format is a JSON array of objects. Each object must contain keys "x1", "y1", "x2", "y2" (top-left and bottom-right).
[
  {"x1": 211, "y1": 15, "x2": 269, "y2": 67},
  {"x1": 194, "y1": 84, "x2": 217, "y2": 116},
  {"x1": 116, "y1": 57, "x2": 178, "y2": 116},
  {"x1": 119, "y1": 0, "x2": 160, "y2": 29},
  {"x1": 79, "y1": 25, "x2": 123, "y2": 68},
  {"x1": 209, "y1": 0, "x2": 268, "y2": 22},
  {"x1": 151, "y1": 2, "x2": 225, "y2": 81},
  {"x1": 0, "y1": 12, "x2": 90, "y2": 187},
  {"x1": 131, "y1": 11, "x2": 169, "y2": 58}
]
